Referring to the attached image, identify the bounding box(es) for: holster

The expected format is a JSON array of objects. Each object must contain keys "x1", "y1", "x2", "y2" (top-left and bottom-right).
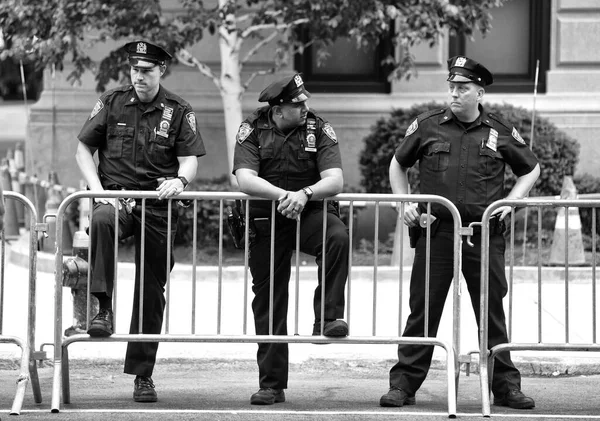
[
  {"x1": 408, "y1": 226, "x2": 421, "y2": 248},
  {"x1": 227, "y1": 200, "x2": 245, "y2": 249}
]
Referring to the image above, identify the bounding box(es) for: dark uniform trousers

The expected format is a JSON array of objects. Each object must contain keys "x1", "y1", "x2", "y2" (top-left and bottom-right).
[
  {"x1": 249, "y1": 203, "x2": 349, "y2": 389},
  {"x1": 389, "y1": 228, "x2": 521, "y2": 396},
  {"x1": 89, "y1": 202, "x2": 177, "y2": 377}
]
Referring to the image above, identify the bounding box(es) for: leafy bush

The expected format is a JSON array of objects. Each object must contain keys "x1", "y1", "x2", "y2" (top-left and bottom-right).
[{"x1": 359, "y1": 101, "x2": 580, "y2": 198}]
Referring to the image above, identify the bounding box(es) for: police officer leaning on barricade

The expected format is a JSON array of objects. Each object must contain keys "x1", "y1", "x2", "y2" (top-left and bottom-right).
[
  {"x1": 233, "y1": 73, "x2": 350, "y2": 405},
  {"x1": 380, "y1": 56, "x2": 541, "y2": 410},
  {"x1": 75, "y1": 40, "x2": 206, "y2": 403}
]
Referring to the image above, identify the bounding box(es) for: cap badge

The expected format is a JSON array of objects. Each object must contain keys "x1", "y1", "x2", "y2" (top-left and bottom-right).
[
  {"x1": 136, "y1": 42, "x2": 147, "y2": 54},
  {"x1": 294, "y1": 74, "x2": 304, "y2": 87},
  {"x1": 455, "y1": 57, "x2": 467, "y2": 67}
]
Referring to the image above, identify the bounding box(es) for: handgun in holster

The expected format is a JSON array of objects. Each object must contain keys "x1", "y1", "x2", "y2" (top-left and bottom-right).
[{"x1": 227, "y1": 200, "x2": 245, "y2": 249}]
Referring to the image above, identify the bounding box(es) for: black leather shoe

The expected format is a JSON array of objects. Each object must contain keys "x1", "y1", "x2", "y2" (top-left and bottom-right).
[
  {"x1": 380, "y1": 387, "x2": 416, "y2": 407},
  {"x1": 87, "y1": 308, "x2": 113, "y2": 337},
  {"x1": 493, "y1": 389, "x2": 535, "y2": 409},
  {"x1": 133, "y1": 376, "x2": 157, "y2": 403},
  {"x1": 312, "y1": 320, "x2": 348, "y2": 337},
  {"x1": 250, "y1": 388, "x2": 285, "y2": 405}
]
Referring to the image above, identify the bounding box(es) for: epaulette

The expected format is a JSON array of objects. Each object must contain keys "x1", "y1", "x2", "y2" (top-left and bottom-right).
[
  {"x1": 418, "y1": 108, "x2": 446, "y2": 123},
  {"x1": 486, "y1": 112, "x2": 512, "y2": 130},
  {"x1": 248, "y1": 106, "x2": 271, "y2": 127},
  {"x1": 163, "y1": 87, "x2": 191, "y2": 107},
  {"x1": 100, "y1": 85, "x2": 132, "y2": 100}
]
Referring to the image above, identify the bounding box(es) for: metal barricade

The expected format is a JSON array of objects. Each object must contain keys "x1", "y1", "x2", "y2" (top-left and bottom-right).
[
  {"x1": 478, "y1": 198, "x2": 600, "y2": 416},
  {"x1": 0, "y1": 191, "x2": 43, "y2": 414},
  {"x1": 50, "y1": 191, "x2": 463, "y2": 416}
]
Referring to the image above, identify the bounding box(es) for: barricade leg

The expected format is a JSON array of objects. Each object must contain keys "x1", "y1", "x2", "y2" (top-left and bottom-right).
[
  {"x1": 62, "y1": 345, "x2": 71, "y2": 405},
  {"x1": 29, "y1": 356, "x2": 42, "y2": 404},
  {"x1": 51, "y1": 355, "x2": 62, "y2": 413},
  {"x1": 7, "y1": 338, "x2": 29, "y2": 415}
]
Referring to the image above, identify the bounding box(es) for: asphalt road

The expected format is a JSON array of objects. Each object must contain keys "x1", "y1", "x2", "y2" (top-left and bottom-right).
[{"x1": 2, "y1": 358, "x2": 600, "y2": 420}]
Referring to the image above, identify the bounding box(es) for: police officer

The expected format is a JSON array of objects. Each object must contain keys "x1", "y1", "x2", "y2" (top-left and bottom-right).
[
  {"x1": 233, "y1": 73, "x2": 349, "y2": 405},
  {"x1": 75, "y1": 40, "x2": 206, "y2": 402},
  {"x1": 380, "y1": 56, "x2": 541, "y2": 410}
]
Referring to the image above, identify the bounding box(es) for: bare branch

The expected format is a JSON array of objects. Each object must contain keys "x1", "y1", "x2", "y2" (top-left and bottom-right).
[
  {"x1": 291, "y1": 39, "x2": 315, "y2": 56},
  {"x1": 175, "y1": 49, "x2": 221, "y2": 90},
  {"x1": 240, "y1": 31, "x2": 279, "y2": 65},
  {"x1": 240, "y1": 18, "x2": 309, "y2": 39},
  {"x1": 240, "y1": 67, "x2": 276, "y2": 99}
]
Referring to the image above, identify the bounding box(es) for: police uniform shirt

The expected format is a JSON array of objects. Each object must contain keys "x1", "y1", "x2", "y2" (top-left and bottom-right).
[
  {"x1": 232, "y1": 106, "x2": 342, "y2": 192},
  {"x1": 78, "y1": 85, "x2": 206, "y2": 190},
  {"x1": 394, "y1": 105, "x2": 538, "y2": 222}
]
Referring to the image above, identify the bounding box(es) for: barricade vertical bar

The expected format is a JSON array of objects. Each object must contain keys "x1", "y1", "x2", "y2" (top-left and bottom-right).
[
  {"x1": 424, "y1": 203, "x2": 432, "y2": 338},
  {"x1": 479, "y1": 208, "x2": 492, "y2": 417},
  {"x1": 242, "y1": 200, "x2": 250, "y2": 334},
  {"x1": 0, "y1": 229, "x2": 4, "y2": 333},
  {"x1": 113, "y1": 197, "x2": 120, "y2": 332},
  {"x1": 537, "y1": 207, "x2": 543, "y2": 342},
  {"x1": 191, "y1": 199, "x2": 198, "y2": 334},
  {"x1": 346, "y1": 201, "x2": 354, "y2": 332},
  {"x1": 564, "y1": 205, "x2": 570, "y2": 342},
  {"x1": 165, "y1": 200, "x2": 173, "y2": 333},
  {"x1": 320, "y1": 200, "x2": 327, "y2": 334},
  {"x1": 138, "y1": 199, "x2": 146, "y2": 333},
  {"x1": 593, "y1": 208, "x2": 597, "y2": 343},
  {"x1": 398, "y1": 201, "x2": 405, "y2": 337},
  {"x1": 52, "y1": 194, "x2": 67, "y2": 412},
  {"x1": 268, "y1": 201, "x2": 276, "y2": 335},
  {"x1": 217, "y1": 200, "x2": 224, "y2": 334},
  {"x1": 372, "y1": 201, "x2": 380, "y2": 335},
  {"x1": 86, "y1": 197, "x2": 94, "y2": 330},
  {"x1": 507, "y1": 210, "x2": 516, "y2": 339},
  {"x1": 294, "y1": 212, "x2": 301, "y2": 335}
]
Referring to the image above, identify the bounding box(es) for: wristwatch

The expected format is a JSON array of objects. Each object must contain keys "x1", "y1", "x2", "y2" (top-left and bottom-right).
[
  {"x1": 302, "y1": 186, "x2": 313, "y2": 200},
  {"x1": 177, "y1": 176, "x2": 189, "y2": 189}
]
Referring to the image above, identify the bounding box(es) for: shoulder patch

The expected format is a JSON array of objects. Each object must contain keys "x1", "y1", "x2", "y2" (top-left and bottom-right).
[
  {"x1": 405, "y1": 119, "x2": 418, "y2": 137},
  {"x1": 512, "y1": 127, "x2": 525, "y2": 144},
  {"x1": 89, "y1": 99, "x2": 104, "y2": 120},
  {"x1": 185, "y1": 112, "x2": 197, "y2": 135},
  {"x1": 236, "y1": 122, "x2": 254, "y2": 144},
  {"x1": 322, "y1": 123, "x2": 337, "y2": 143}
]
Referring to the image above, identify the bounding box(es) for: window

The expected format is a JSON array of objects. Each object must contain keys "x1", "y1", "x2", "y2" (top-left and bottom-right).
[
  {"x1": 294, "y1": 33, "x2": 392, "y2": 94},
  {"x1": 449, "y1": 0, "x2": 550, "y2": 93}
]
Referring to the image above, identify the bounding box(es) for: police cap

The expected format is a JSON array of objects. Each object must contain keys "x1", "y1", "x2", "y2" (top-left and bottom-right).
[
  {"x1": 447, "y1": 56, "x2": 493, "y2": 87},
  {"x1": 123, "y1": 40, "x2": 172, "y2": 69},
  {"x1": 258, "y1": 73, "x2": 311, "y2": 106}
]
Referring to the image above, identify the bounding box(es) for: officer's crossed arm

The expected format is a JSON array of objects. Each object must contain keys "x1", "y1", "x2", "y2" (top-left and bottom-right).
[
  {"x1": 495, "y1": 163, "x2": 541, "y2": 220},
  {"x1": 389, "y1": 156, "x2": 420, "y2": 228}
]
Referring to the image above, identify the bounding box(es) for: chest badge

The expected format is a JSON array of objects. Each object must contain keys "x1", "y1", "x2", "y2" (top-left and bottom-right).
[
  {"x1": 305, "y1": 118, "x2": 317, "y2": 152},
  {"x1": 486, "y1": 128, "x2": 498, "y2": 152},
  {"x1": 156, "y1": 105, "x2": 174, "y2": 138}
]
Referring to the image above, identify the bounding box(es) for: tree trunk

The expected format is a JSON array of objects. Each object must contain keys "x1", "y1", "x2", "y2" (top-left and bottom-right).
[{"x1": 218, "y1": 3, "x2": 244, "y2": 186}]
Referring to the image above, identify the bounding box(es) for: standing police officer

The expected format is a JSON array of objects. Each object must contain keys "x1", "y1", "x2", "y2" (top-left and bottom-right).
[
  {"x1": 75, "y1": 40, "x2": 206, "y2": 402},
  {"x1": 380, "y1": 56, "x2": 540, "y2": 410},
  {"x1": 233, "y1": 73, "x2": 349, "y2": 405}
]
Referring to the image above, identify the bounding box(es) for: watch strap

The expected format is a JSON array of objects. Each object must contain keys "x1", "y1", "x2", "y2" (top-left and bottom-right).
[{"x1": 177, "y1": 176, "x2": 189, "y2": 188}]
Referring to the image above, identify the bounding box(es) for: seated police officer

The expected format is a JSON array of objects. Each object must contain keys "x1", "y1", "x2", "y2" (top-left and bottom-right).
[
  {"x1": 381, "y1": 56, "x2": 540, "y2": 410},
  {"x1": 75, "y1": 40, "x2": 205, "y2": 402},
  {"x1": 233, "y1": 74, "x2": 350, "y2": 405}
]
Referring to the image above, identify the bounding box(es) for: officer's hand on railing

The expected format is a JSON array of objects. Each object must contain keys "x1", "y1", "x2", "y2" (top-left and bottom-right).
[
  {"x1": 277, "y1": 190, "x2": 306, "y2": 220},
  {"x1": 403, "y1": 202, "x2": 421, "y2": 228},
  {"x1": 94, "y1": 196, "x2": 122, "y2": 210},
  {"x1": 156, "y1": 177, "x2": 184, "y2": 200},
  {"x1": 492, "y1": 205, "x2": 511, "y2": 221}
]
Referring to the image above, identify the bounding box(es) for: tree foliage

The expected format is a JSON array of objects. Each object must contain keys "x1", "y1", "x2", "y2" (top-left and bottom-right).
[{"x1": 1, "y1": 0, "x2": 506, "y2": 92}]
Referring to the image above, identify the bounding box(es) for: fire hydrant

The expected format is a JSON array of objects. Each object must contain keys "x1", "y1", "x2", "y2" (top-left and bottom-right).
[{"x1": 62, "y1": 230, "x2": 98, "y2": 336}]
